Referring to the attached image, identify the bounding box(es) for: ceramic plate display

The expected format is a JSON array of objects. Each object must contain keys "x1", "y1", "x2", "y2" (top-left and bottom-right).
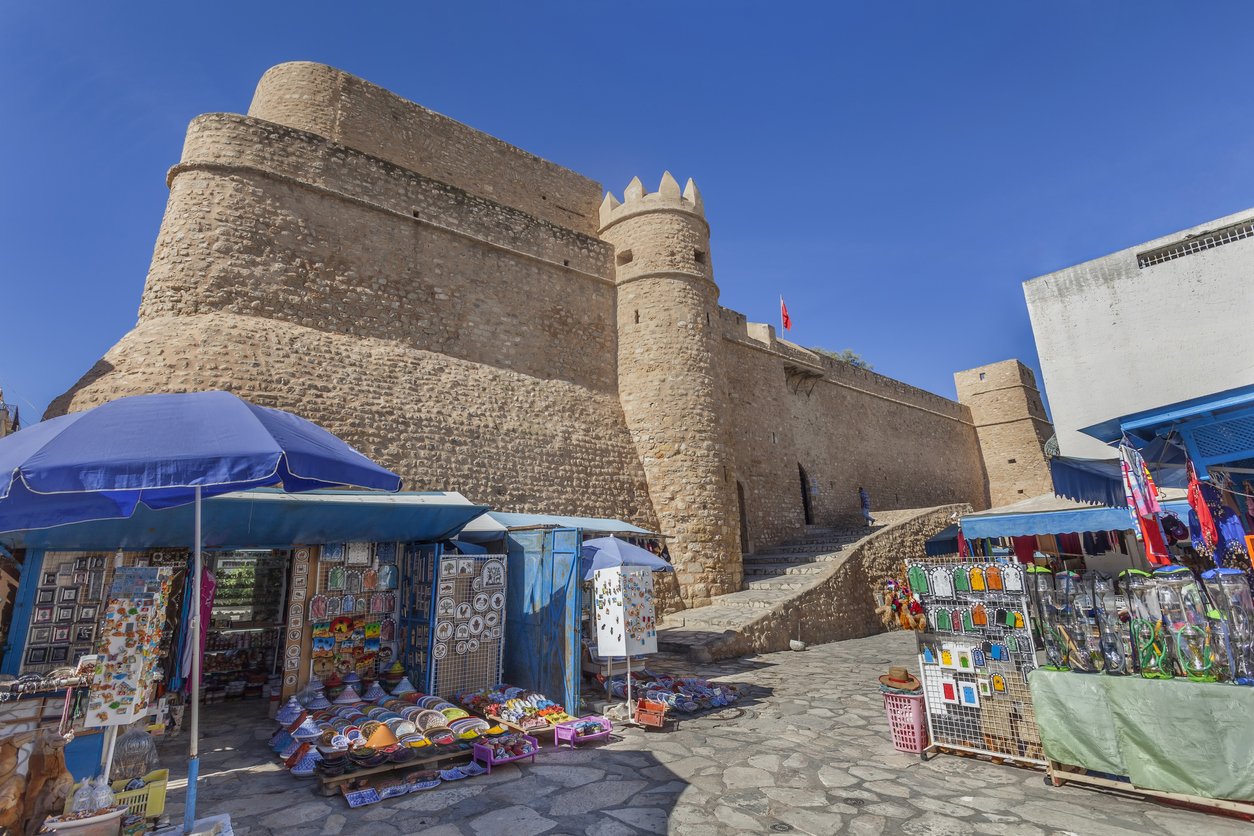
[
  {"x1": 455, "y1": 640, "x2": 468, "y2": 655},
  {"x1": 356, "y1": 596, "x2": 369, "y2": 613},
  {"x1": 456, "y1": 602, "x2": 473, "y2": 621},
  {"x1": 363, "y1": 568, "x2": 379, "y2": 591},
  {"x1": 467, "y1": 638, "x2": 479, "y2": 653},
  {"x1": 342, "y1": 594, "x2": 356, "y2": 615},
  {"x1": 490, "y1": 592, "x2": 505, "y2": 611},
  {"x1": 436, "y1": 621, "x2": 454, "y2": 641},
  {"x1": 469, "y1": 615, "x2": 484, "y2": 636},
  {"x1": 328, "y1": 566, "x2": 346, "y2": 590},
  {"x1": 484, "y1": 611, "x2": 499, "y2": 627},
  {"x1": 473, "y1": 592, "x2": 490, "y2": 613},
  {"x1": 455, "y1": 623, "x2": 470, "y2": 640},
  {"x1": 433, "y1": 643, "x2": 448, "y2": 660},
  {"x1": 437, "y1": 598, "x2": 455, "y2": 618},
  {"x1": 459, "y1": 559, "x2": 476, "y2": 575},
  {"x1": 310, "y1": 595, "x2": 327, "y2": 620},
  {"x1": 347, "y1": 542, "x2": 372, "y2": 566},
  {"x1": 482, "y1": 559, "x2": 505, "y2": 587}
]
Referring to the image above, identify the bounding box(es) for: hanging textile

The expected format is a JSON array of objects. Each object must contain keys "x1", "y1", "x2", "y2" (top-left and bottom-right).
[
  {"x1": 1011, "y1": 535, "x2": 1037, "y2": 564},
  {"x1": 1187, "y1": 464, "x2": 1220, "y2": 549},
  {"x1": 181, "y1": 567, "x2": 216, "y2": 692},
  {"x1": 1138, "y1": 516, "x2": 1171, "y2": 566},
  {"x1": 1057, "y1": 533, "x2": 1083, "y2": 558},
  {"x1": 957, "y1": 530, "x2": 968, "y2": 557},
  {"x1": 1120, "y1": 443, "x2": 1161, "y2": 517}
]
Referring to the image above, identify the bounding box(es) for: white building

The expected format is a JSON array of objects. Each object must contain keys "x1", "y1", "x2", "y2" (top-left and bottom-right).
[{"x1": 1024, "y1": 208, "x2": 1254, "y2": 458}]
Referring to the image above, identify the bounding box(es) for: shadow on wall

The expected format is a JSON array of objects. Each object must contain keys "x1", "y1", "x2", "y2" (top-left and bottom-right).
[{"x1": 43, "y1": 359, "x2": 115, "y2": 418}]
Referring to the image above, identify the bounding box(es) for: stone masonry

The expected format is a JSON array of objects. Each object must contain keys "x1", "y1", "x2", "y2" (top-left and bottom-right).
[
  {"x1": 49, "y1": 62, "x2": 1019, "y2": 608},
  {"x1": 954, "y1": 360, "x2": 1055, "y2": 507}
]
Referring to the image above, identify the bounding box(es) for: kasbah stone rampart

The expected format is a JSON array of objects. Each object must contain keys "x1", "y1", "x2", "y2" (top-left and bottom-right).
[{"x1": 49, "y1": 62, "x2": 1043, "y2": 611}]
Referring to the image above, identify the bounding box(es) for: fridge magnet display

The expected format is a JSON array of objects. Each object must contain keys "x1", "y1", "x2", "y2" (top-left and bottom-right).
[
  {"x1": 59, "y1": 587, "x2": 79, "y2": 603},
  {"x1": 41, "y1": 572, "x2": 57, "y2": 586},
  {"x1": 33, "y1": 607, "x2": 52, "y2": 624},
  {"x1": 75, "y1": 625, "x2": 94, "y2": 643},
  {"x1": 50, "y1": 647, "x2": 69, "y2": 663},
  {"x1": 31, "y1": 627, "x2": 51, "y2": 644},
  {"x1": 26, "y1": 647, "x2": 48, "y2": 665},
  {"x1": 56, "y1": 607, "x2": 75, "y2": 622},
  {"x1": 52, "y1": 625, "x2": 70, "y2": 643},
  {"x1": 36, "y1": 589, "x2": 55, "y2": 605}
]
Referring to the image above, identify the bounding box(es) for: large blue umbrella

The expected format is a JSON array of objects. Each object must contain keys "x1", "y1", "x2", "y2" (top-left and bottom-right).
[
  {"x1": 0, "y1": 391, "x2": 402, "y2": 829},
  {"x1": 581, "y1": 536, "x2": 673, "y2": 581}
]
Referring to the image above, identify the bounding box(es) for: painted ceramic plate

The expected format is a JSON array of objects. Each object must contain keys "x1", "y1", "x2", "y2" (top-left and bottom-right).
[
  {"x1": 456, "y1": 602, "x2": 473, "y2": 621},
  {"x1": 484, "y1": 611, "x2": 499, "y2": 627},
  {"x1": 490, "y1": 592, "x2": 505, "y2": 611},
  {"x1": 437, "y1": 597, "x2": 455, "y2": 618},
  {"x1": 473, "y1": 593, "x2": 490, "y2": 613},
  {"x1": 436, "y1": 621, "x2": 454, "y2": 641},
  {"x1": 467, "y1": 638, "x2": 479, "y2": 653},
  {"x1": 433, "y1": 643, "x2": 447, "y2": 660},
  {"x1": 455, "y1": 623, "x2": 471, "y2": 640},
  {"x1": 469, "y1": 615, "x2": 484, "y2": 635},
  {"x1": 455, "y1": 640, "x2": 468, "y2": 655}
]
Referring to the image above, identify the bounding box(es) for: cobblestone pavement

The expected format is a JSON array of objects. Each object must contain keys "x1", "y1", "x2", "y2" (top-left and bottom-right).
[{"x1": 157, "y1": 631, "x2": 1246, "y2": 835}]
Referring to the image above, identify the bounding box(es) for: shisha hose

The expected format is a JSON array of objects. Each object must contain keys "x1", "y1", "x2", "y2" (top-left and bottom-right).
[
  {"x1": 1172, "y1": 623, "x2": 1216, "y2": 681},
  {"x1": 1132, "y1": 618, "x2": 1172, "y2": 679}
]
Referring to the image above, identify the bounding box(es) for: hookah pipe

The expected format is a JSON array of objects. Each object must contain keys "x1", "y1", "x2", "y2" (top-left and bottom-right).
[
  {"x1": 1157, "y1": 566, "x2": 1215, "y2": 682},
  {"x1": 1058, "y1": 571, "x2": 1099, "y2": 673},
  {"x1": 1092, "y1": 574, "x2": 1127, "y2": 675},
  {"x1": 1029, "y1": 566, "x2": 1067, "y2": 671},
  {"x1": 1198, "y1": 576, "x2": 1236, "y2": 683},
  {"x1": 1114, "y1": 570, "x2": 1141, "y2": 675},
  {"x1": 1124, "y1": 570, "x2": 1172, "y2": 679}
]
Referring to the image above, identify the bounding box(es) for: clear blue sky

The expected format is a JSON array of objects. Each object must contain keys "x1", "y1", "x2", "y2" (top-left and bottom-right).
[{"x1": 4, "y1": 2, "x2": 1254, "y2": 421}]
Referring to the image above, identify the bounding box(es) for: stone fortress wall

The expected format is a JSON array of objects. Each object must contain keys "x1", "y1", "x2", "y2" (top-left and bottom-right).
[{"x1": 51, "y1": 62, "x2": 1010, "y2": 609}]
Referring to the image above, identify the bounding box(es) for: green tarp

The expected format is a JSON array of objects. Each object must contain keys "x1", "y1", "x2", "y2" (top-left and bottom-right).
[{"x1": 1030, "y1": 669, "x2": 1254, "y2": 801}]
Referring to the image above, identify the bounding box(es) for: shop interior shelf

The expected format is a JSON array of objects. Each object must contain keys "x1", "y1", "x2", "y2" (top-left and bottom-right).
[{"x1": 472, "y1": 734, "x2": 540, "y2": 773}]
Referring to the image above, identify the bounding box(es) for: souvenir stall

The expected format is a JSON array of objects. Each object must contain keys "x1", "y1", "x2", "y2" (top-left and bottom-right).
[
  {"x1": 0, "y1": 489, "x2": 488, "y2": 783},
  {"x1": 457, "y1": 512, "x2": 661, "y2": 716},
  {"x1": 1019, "y1": 385, "x2": 1254, "y2": 814}
]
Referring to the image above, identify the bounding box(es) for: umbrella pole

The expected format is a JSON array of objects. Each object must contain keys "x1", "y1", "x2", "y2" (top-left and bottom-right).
[{"x1": 185, "y1": 486, "x2": 202, "y2": 832}]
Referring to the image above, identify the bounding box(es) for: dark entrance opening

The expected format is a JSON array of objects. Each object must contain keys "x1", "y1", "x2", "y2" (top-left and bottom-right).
[
  {"x1": 799, "y1": 464, "x2": 814, "y2": 525},
  {"x1": 736, "y1": 481, "x2": 750, "y2": 554}
]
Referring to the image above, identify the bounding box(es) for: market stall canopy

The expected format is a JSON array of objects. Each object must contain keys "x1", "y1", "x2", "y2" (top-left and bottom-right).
[
  {"x1": 580, "y1": 536, "x2": 674, "y2": 580},
  {"x1": 924, "y1": 524, "x2": 961, "y2": 556},
  {"x1": 457, "y1": 510, "x2": 656, "y2": 543},
  {"x1": 0, "y1": 391, "x2": 402, "y2": 534},
  {"x1": 960, "y1": 493, "x2": 1135, "y2": 539},
  {"x1": 0, "y1": 489, "x2": 487, "y2": 551},
  {"x1": 1081, "y1": 383, "x2": 1254, "y2": 480},
  {"x1": 1049, "y1": 439, "x2": 1187, "y2": 507}
]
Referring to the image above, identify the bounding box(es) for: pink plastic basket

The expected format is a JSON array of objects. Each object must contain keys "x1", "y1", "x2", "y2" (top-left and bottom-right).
[{"x1": 882, "y1": 692, "x2": 928, "y2": 753}]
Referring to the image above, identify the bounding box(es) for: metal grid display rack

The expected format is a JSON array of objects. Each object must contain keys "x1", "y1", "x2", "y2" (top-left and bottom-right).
[
  {"x1": 905, "y1": 559, "x2": 1045, "y2": 765},
  {"x1": 428, "y1": 553, "x2": 507, "y2": 699}
]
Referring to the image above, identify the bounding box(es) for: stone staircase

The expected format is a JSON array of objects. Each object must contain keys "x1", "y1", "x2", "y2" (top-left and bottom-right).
[{"x1": 657, "y1": 507, "x2": 962, "y2": 662}]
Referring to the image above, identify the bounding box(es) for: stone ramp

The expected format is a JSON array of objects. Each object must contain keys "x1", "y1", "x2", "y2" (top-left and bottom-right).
[{"x1": 658, "y1": 506, "x2": 964, "y2": 661}]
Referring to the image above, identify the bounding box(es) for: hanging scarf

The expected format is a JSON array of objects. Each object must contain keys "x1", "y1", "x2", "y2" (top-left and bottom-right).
[
  {"x1": 1119, "y1": 443, "x2": 1161, "y2": 517},
  {"x1": 1187, "y1": 462, "x2": 1219, "y2": 548}
]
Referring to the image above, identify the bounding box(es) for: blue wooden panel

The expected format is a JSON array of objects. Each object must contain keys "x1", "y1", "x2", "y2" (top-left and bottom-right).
[{"x1": 3, "y1": 549, "x2": 44, "y2": 675}]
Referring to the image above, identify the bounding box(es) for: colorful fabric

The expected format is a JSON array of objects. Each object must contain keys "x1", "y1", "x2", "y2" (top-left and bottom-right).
[
  {"x1": 1120, "y1": 443, "x2": 1161, "y2": 517},
  {"x1": 1011, "y1": 535, "x2": 1037, "y2": 564}
]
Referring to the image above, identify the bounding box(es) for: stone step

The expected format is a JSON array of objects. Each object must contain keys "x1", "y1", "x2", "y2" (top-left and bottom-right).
[
  {"x1": 742, "y1": 561, "x2": 827, "y2": 577},
  {"x1": 743, "y1": 576, "x2": 809, "y2": 592},
  {"x1": 743, "y1": 550, "x2": 838, "y2": 566},
  {"x1": 712, "y1": 589, "x2": 795, "y2": 610},
  {"x1": 755, "y1": 542, "x2": 851, "y2": 556}
]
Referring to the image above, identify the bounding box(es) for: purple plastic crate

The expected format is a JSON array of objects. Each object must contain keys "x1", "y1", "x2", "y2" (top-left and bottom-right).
[{"x1": 554, "y1": 716, "x2": 614, "y2": 749}]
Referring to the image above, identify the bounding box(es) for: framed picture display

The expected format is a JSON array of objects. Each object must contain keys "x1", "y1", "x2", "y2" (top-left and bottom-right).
[
  {"x1": 56, "y1": 606, "x2": 75, "y2": 622},
  {"x1": 41, "y1": 572, "x2": 57, "y2": 586},
  {"x1": 36, "y1": 589, "x2": 55, "y2": 605},
  {"x1": 70, "y1": 645, "x2": 92, "y2": 663},
  {"x1": 75, "y1": 625, "x2": 94, "y2": 643},
  {"x1": 52, "y1": 625, "x2": 71, "y2": 643},
  {"x1": 30, "y1": 627, "x2": 51, "y2": 644},
  {"x1": 74, "y1": 558, "x2": 88, "y2": 571},
  {"x1": 25, "y1": 646, "x2": 47, "y2": 665},
  {"x1": 346, "y1": 542, "x2": 372, "y2": 566},
  {"x1": 33, "y1": 607, "x2": 53, "y2": 624},
  {"x1": 59, "y1": 587, "x2": 79, "y2": 604},
  {"x1": 50, "y1": 647, "x2": 69, "y2": 663},
  {"x1": 73, "y1": 572, "x2": 88, "y2": 585},
  {"x1": 90, "y1": 556, "x2": 105, "y2": 570},
  {"x1": 78, "y1": 605, "x2": 98, "y2": 622}
]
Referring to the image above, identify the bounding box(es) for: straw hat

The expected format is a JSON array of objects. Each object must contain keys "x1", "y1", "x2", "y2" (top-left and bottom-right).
[{"x1": 878, "y1": 666, "x2": 920, "y2": 691}]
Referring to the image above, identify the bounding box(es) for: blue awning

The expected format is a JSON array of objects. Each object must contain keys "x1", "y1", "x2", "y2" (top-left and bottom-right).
[
  {"x1": 1081, "y1": 384, "x2": 1254, "y2": 480},
  {"x1": 961, "y1": 493, "x2": 1135, "y2": 539},
  {"x1": 924, "y1": 524, "x2": 961, "y2": 556},
  {"x1": 458, "y1": 511, "x2": 656, "y2": 543},
  {"x1": 1050, "y1": 457, "x2": 1126, "y2": 507},
  {"x1": 0, "y1": 489, "x2": 488, "y2": 551}
]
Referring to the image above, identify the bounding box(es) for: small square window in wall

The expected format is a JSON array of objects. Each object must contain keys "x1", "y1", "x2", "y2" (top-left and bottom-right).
[
  {"x1": 616, "y1": 250, "x2": 633, "y2": 266},
  {"x1": 979, "y1": 372, "x2": 986, "y2": 381},
  {"x1": 1008, "y1": 458, "x2": 1017, "y2": 464},
  {"x1": 1017, "y1": 489, "x2": 1025, "y2": 494},
  {"x1": 694, "y1": 249, "x2": 707, "y2": 264}
]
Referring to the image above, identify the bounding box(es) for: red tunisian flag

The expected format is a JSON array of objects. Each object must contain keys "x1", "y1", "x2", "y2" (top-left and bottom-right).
[{"x1": 780, "y1": 296, "x2": 793, "y2": 331}]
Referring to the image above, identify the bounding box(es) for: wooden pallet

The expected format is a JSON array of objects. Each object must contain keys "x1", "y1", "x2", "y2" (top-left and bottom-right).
[
  {"x1": 315, "y1": 748, "x2": 472, "y2": 795},
  {"x1": 1046, "y1": 759, "x2": 1254, "y2": 821}
]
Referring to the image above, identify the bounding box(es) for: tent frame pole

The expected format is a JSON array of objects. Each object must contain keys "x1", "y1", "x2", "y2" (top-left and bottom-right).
[{"x1": 184, "y1": 486, "x2": 202, "y2": 832}]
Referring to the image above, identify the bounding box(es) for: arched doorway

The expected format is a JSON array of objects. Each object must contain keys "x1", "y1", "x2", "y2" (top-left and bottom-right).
[
  {"x1": 736, "y1": 481, "x2": 750, "y2": 554},
  {"x1": 798, "y1": 464, "x2": 814, "y2": 525}
]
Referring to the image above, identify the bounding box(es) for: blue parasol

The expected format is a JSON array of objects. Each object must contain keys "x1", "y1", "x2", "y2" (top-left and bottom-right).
[
  {"x1": 0, "y1": 390, "x2": 401, "y2": 828},
  {"x1": 580, "y1": 536, "x2": 673, "y2": 581}
]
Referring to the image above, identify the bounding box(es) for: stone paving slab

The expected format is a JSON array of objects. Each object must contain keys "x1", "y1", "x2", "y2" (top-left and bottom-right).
[{"x1": 156, "y1": 631, "x2": 1247, "y2": 835}]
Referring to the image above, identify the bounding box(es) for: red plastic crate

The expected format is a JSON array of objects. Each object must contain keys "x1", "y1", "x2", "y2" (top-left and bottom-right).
[{"x1": 882, "y1": 692, "x2": 928, "y2": 753}]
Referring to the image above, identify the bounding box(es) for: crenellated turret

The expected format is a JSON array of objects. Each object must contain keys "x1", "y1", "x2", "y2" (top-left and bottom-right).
[{"x1": 600, "y1": 173, "x2": 741, "y2": 608}]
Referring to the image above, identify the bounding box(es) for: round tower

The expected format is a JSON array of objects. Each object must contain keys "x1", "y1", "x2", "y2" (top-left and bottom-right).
[{"x1": 599, "y1": 172, "x2": 741, "y2": 608}]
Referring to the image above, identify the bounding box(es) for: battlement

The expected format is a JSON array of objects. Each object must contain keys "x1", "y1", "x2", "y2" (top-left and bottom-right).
[{"x1": 598, "y1": 172, "x2": 704, "y2": 232}]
